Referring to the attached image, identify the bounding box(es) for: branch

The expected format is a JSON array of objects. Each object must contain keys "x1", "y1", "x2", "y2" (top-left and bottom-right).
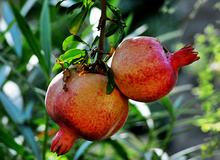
[{"x1": 97, "y1": 0, "x2": 107, "y2": 62}]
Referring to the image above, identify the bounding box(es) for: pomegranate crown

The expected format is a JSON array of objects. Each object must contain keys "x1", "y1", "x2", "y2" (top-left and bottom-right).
[{"x1": 168, "y1": 44, "x2": 200, "y2": 69}]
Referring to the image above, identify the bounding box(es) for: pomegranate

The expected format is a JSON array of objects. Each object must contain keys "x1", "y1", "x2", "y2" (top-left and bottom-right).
[
  {"x1": 45, "y1": 69, "x2": 129, "y2": 155},
  {"x1": 111, "y1": 36, "x2": 200, "y2": 102}
]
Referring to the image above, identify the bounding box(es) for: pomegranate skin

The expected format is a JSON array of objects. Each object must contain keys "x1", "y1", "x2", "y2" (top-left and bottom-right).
[
  {"x1": 45, "y1": 71, "x2": 129, "y2": 155},
  {"x1": 111, "y1": 36, "x2": 199, "y2": 102}
]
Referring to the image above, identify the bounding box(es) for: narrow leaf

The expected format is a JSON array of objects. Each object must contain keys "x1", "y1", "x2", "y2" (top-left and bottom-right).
[
  {"x1": 66, "y1": 2, "x2": 83, "y2": 15},
  {"x1": 104, "y1": 139, "x2": 129, "y2": 160},
  {"x1": 8, "y1": 0, "x2": 49, "y2": 78},
  {"x1": 0, "y1": 91, "x2": 41, "y2": 159},
  {"x1": 0, "y1": 129, "x2": 26, "y2": 154},
  {"x1": 107, "y1": 3, "x2": 126, "y2": 48},
  {"x1": 74, "y1": 141, "x2": 93, "y2": 160},
  {"x1": 24, "y1": 102, "x2": 34, "y2": 120},
  {"x1": 91, "y1": 36, "x2": 100, "y2": 47},
  {"x1": 40, "y1": 0, "x2": 51, "y2": 73},
  {"x1": 0, "y1": 65, "x2": 11, "y2": 87},
  {"x1": 160, "y1": 96, "x2": 174, "y2": 116},
  {"x1": 106, "y1": 67, "x2": 115, "y2": 94},
  {"x1": 0, "y1": 128, "x2": 33, "y2": 159},
  {"x1": 62, "y1": 35, "x2": 90, "y2": 51},
  {"x1": 69, "y1": 6, "x2": 88, "y2": 35},
  {"x1": 68, "y1": 0, "x2": 94, "y2": 35},
  {"x1": 2, "y1": 2, "x2": 22, "y2": 58},
  {"x1": 0, "y1": 91, "x2": 24, "y2": 124},
  {"x1": 107, "y1": 3, "x2": 125, "y2": 25}
]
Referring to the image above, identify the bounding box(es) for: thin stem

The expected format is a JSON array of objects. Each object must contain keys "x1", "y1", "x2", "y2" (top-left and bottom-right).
[
  {"x1": 42, "y1": 113, "x2": 49, "y2": 160},
  {"x1": 97, "y1": 0, "x2": 107, "y2": 62},
  {"x1": 162, "y1": 114, "x2": 175, "y2": 152}
]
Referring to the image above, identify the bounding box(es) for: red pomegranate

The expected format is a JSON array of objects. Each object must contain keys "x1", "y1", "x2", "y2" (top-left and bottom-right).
[
  {"x1": 45, "y1": 70, "x2": 129, "y2": 155},
  {"x1": 111, "y1": 36, "x2": 199, "y2": 102}
]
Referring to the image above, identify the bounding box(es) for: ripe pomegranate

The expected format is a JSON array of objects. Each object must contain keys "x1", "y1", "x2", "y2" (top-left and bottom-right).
[
  {"x1": 45, "y1": 70, "x2": 129, "y2": 156},
  {"x1": 111, "y1": 36, "x2": 200, "y2": 102}
]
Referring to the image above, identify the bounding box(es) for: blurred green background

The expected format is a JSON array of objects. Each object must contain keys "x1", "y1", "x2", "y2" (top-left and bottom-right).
[{"x1": 0, "y1": 0, "x2": 220, "y2": 159}]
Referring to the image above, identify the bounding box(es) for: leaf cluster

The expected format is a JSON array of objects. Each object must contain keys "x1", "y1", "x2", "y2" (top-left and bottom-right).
[{"x1": 53, "y1": 0, "x2": 126, "y2": 94}]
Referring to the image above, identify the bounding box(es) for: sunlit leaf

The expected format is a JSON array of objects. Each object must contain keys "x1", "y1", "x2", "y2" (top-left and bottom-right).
[
  {"x1": 62, "y1": 35, "x2": 90, "y2": 51},
  {"x1": 60, "y1": 49, "x2": 86, "y2": 61},
  {"x1": 52, "y1": 49, "x2": 87, "y2": 71},
  {"x1": 52, "y1": 63, "x2": 62, "y2": 72},
  {"x1": 8, "y1": 0, "x2": 49, "y2": 78},
  {"x1": 69, "y1": 1, "x2": 94, "y2": 35},
  {"x1": 69, "y1": 6, "x2": 88, "y2": 35}
]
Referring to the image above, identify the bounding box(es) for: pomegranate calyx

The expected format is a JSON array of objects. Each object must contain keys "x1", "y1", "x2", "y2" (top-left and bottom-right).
[
  {"x1": 51, "y1": 127, "x2": 78, "y2": 156},
  {"x1": 170, "y1": 44, "x2": 200, "y2": 69}
]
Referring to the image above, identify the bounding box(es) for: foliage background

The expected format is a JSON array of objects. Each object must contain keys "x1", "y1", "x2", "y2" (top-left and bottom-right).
[{"x1": 0, "y1": 0, "x2": 220, "y2": 159}]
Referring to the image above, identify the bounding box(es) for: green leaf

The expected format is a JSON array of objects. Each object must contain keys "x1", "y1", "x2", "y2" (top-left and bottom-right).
[
  {"x1": 52, "y1": 63, "x2": 62, "y2": 72},
  {"x1": 0, "y1": 128, "x2": 33, "y2": 159},
  {"x1": 0, "y1": 65, "x2": 10, "y2": 87},
  {"x1": 74, "y1": 141, "x2": 93, "y2": 160},
  {"x1": 104, "y1": 139, "x2": 129, "y2": 160},
  {"x1": 91, "y1": 36, "x2": 100, "y2": 47},
  {"x1": 40, "y1": 0, "x2": 51, "y2": 73},
  {"x1": 0, "y1": 91, "x2": 41, "y2": 160},
  {"x1": 105, "y1": 23, "x2": 119, "y2": 37},
  {"x1": 106, "y1": 67, "x2": 115, "y2": 94},
  {"x1": 60, "y1": 49, "x2": 86, "y2": 61},
  {"x1": 69, "y1": 1, "x2": 94, "y2": 35},
  {"x1": 160, "y1": 96, "x2": 174, "y2": 117},
  {"x1": 127, "y1": 102, "x2": 147, "y2": 123},
  {"x1": 124, "y1": 13, "x2": 134, "y2": 35},
  {"x1": 8, "y1": 0, "x2": 49, "y2": 78},
  {"x1": 52, "y1": 49, "x2": 87, "y2": 71},
  {"x1": 107, "y1": 3, "x2": 126, "y2": 48},
  {"x1": 66, "y1": 2, "x2": 83, "y2": 15},
  {"x1": 173, "y1": 95, "x2": 184, "y2": 111},
  {"x1": 62, "y1": 35, "x2": 90, "y2": 51},
  {"x1": 107, "y1": 3, "x2": 126, "y2": 26},
  {"x1": 69, "y1": 6, "x2": 88, "y2": 35}
]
